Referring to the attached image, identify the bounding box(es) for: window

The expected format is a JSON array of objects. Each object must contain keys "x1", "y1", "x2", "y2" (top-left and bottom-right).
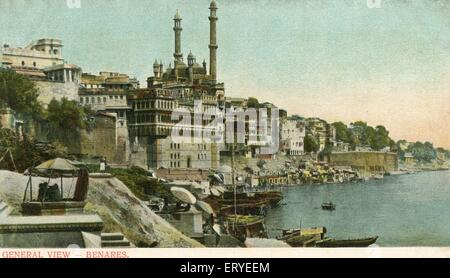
[
  {"x1": 21, "y1": 61, "x2": 25, "y2": 66},
  {"x1": 33, "y1": 62, "x2": 36, "y2": 67}
]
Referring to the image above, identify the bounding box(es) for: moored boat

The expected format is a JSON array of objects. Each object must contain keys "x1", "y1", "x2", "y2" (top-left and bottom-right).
[
  {"x1": 224, "y1": 214, "x2": 267, "y2": 241},
  {"x1": 321, "y1": 202, "x2": 336, "y2": 211},
  {"x1": 278, "y1": 227, "x2": 327, "y2": 247},
  {"x1": 316, "y1": 236, "x2": 378, "y2": 247}
]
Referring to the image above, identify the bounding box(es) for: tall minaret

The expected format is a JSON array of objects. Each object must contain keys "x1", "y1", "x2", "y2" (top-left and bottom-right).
[
  {"x1": 173, "y1": 10, "x2": 183, "y2": 64},
  {"x1": 209, "y1": 0, "x2": 218, "y2": 81}
]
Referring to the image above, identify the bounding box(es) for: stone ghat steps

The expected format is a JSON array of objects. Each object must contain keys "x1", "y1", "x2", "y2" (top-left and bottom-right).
[
  {"x1": 101, "y1": 239, "x2": 131, "y2": 248},
  {"x1": 101, "y1": 232, "x2": 125, "y2": 241},
  {"x1": 100, "y1": 232, "x2": 132, "y2": 248}
]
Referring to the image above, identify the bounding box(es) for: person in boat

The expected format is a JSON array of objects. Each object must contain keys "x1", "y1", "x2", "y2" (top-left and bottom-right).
[
  {"x1": 46, "y1": 183, "x2": 62, "y2": 202},
  {"x1": 37, "y1": 182, "x2": 49, "y2": 202}
]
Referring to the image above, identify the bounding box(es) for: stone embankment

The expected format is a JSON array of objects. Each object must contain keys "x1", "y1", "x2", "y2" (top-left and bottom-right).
[{"x1": 0, "y1": 170, "x2": 203, "y2": 248}]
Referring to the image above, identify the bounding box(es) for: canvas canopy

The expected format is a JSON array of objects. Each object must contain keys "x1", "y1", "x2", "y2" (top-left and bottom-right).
[
  {"x1": 170, "y1": 186, "x2": 197, "y2": 205},
  {"x1": 195, "y1": 200, "x2": 216, "y2": 217},
  {"x1": 35, "y1": 158, "x2": 79, "y2": 173}
]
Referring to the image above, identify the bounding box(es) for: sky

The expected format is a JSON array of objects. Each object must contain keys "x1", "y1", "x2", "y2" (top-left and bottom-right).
[{"x1": 0, "y1": 0, "x2": 449, "y2": 148}]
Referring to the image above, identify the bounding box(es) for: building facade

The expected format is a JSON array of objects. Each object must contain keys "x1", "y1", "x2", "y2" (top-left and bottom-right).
[
  {"x1": 127, "y1": 1, "x2": 223, "y2": 170},
  {"x1": 306, "y1": 117, "x2": 336, "y2": 151},
  {"x1": 1, "y1": 39, "x2": 81, "y2": 104},
  {"x1": 79, "y1": 71, "x2": 138, "y2": 125},
  {"x1": 78, "y1": 72, "x2": 140, "y2": 164},
  {"x1": 280, "y1": 116, "x2": 305, "y2": 156}
]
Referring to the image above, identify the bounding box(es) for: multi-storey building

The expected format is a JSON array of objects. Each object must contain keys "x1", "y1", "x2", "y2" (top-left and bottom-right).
[
  {"x1": 280, "y1": 116, "x2": 305, "y2": 156},
  {"x1": 127, "y1": 1, "x2": 223, "y2": 170},
  {"x1": 78, "y1": 71, "x2": 140, "y2": 164},
  {"x1": 1, "y1": 39, "x2": 82, "y2": 83},
  {"x1": 306, "y1": 117, "x2": 336, "y2": 151},
  {"x1": 79, "y1": 71, "x2": 139, "y2": 126},
  {"x1": 0, "y1": 38, "x2": 81, "y2": 104}
]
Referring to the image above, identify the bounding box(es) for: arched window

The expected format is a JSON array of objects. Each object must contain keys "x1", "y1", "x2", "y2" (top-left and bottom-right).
[{"x1": 21, "y1": 61, "x2": 25, "y2": 66}]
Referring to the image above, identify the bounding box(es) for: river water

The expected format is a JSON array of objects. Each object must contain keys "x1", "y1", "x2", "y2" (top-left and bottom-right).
[{"x1": 264, "y1": 170, "x2": 450, "y2": 246}]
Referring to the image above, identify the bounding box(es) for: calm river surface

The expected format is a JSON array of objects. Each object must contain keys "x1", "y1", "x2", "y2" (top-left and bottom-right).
[{"x1": 265, "y1": 170, "x2": 450, "y2": 246}]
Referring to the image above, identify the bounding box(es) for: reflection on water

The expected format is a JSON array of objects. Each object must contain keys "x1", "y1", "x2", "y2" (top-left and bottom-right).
[{"x1": 264, "y1": 170, "x2": 450, "y2": 246}]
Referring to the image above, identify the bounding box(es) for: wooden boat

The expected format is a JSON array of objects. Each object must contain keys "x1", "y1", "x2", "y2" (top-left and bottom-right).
[
  {"x1": 321, "y1": 202, "x2": 336, "y2": 211},
  {"x1": 224, "y1": 214, "x2": 268, "y2": 242},
  {"x1": 204, "y1": 190, "x2": 283, "y2": 216},
  {"x1": 222, "y1": 191, "x2": 283, "y2": 207},
  {"x1": 316, "y1": 236, "x2": 378, "y2": 247},
  {"x1": 278, "y1": 227, "x2": 327, "y2": 247},
  {"x1": 219, "y1": 202, "x2": 269, "y2": 216}
]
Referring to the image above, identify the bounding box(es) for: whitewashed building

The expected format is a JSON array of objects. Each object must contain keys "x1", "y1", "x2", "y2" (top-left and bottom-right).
[{"x1": 280, "y1": 116, "x2": 305, "y2": 156}]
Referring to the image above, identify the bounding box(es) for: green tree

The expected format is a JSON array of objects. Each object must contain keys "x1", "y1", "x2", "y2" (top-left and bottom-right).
[
  {"x1": 332, "y1": 121, "x2": 351, "y2": 143},
  {"x1": 350, "y1": 121, "x2": 368, "y2": 145},
  {"x1": 406, "y1": 141, "x2": 437, "y2": 162},
  {"x1": 371, "y1": 125, "x2": 391, "y2": 150},
  {"x1": 304, "y1": 134, "x2": 319, "y2": 153},
  {"x1": 318, "y1": 144, "x2": 333, "y2": 161},
  {"x1": 349, "y1": 121, "x2": 393, "y2": 150},
  {"x1": 247, "y1": 97, "x2": 260, "y2": 108},
  {"x1": 0, "y1": 70, "x2": 43, "y2": 119},
  {"x1": 47, "y1": 97, "x2": 89, "y2": 129}
]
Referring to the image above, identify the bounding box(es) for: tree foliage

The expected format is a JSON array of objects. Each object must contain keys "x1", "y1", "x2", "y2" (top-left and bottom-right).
[
  {"x1": 0, "y1": 128, "x2": 68, "y2": 172},
  {"x1": 304, "y1": 134, "x2": 319, "y2": 153},
  {"x1": 332, "y1": 121, "x2": 351, "y2": 143},
  {"x1": 406, "y1": 141, "x2": 437, "y2": 162},
  {"x1": 247, "y1": 97, "x2": 260, "y2": 108},
  {"x1": 47, "y1": 97, "x2": 90, "y2": 129},
  {"x1": 0, "y1": 70, "x2": 43, "y2": 118},
  {"x1": 331, "y1": 121, "x2": 393, "y2": 151}
]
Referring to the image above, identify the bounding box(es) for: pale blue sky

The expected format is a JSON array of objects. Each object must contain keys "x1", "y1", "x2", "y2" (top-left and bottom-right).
[{"x1": 1, "y1": 0, "x2": 449, "y2": 147}]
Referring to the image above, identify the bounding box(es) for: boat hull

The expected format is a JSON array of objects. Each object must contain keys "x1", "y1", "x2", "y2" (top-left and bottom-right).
[{"x1": 316, "y1": 236, "x2": 378, "y2": 247}]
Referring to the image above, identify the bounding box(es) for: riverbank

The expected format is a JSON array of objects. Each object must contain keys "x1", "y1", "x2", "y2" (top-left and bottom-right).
[
  {"x1": 265, "y1": 170, "x2": 450, "y2": 246},
  {"x1": 221, "y1": 153, "x2": 449, "y2": 187}
]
